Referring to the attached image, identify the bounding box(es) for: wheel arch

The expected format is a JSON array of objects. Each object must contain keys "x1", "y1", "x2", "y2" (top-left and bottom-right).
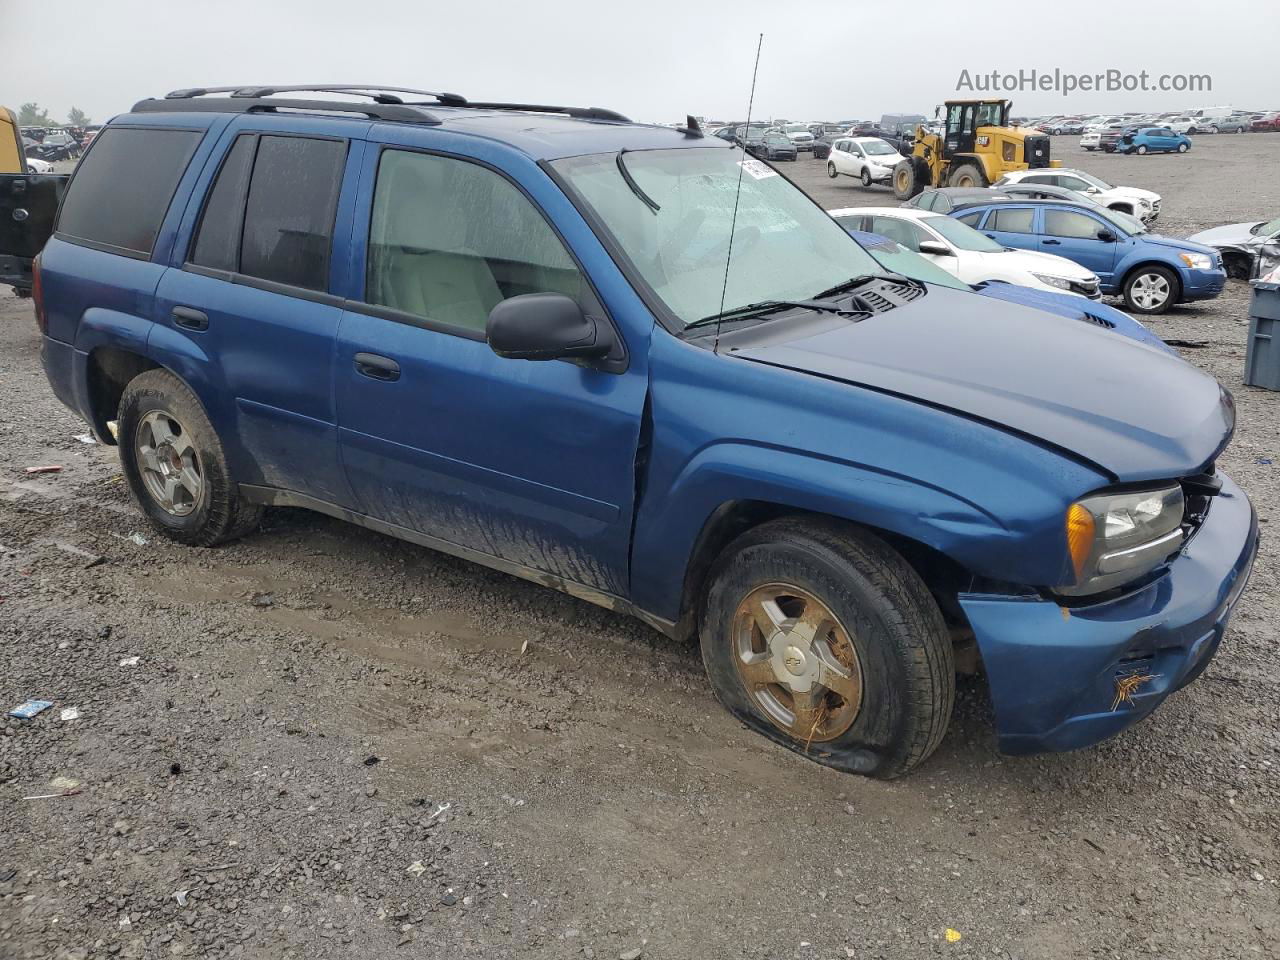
[
  {"x1": 85, "y1": 346, "x2": 161, "y2": 444},
  {"x1": 670, "y1": 499, "x2": 985, "y2": 643}
]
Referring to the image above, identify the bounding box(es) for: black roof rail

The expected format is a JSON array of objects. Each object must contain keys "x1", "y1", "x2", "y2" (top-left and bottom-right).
[
  {"x1": 164, "y1": 85, "x2": 468, "y2": 106},
  {"x1": 131, "y1": 96, "x2": 441, "y2": 124},
  {"x1": 459, "y1": 101, "x2": 629, "y2": 123},
  {"x1": 153, "y1": 86, "x2": 630, "y2": 124}
]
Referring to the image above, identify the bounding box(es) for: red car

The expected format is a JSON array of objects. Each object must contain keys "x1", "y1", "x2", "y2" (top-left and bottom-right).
[{"x1": 1251, "y1": 112, "x2": 1280, "y2": 131}]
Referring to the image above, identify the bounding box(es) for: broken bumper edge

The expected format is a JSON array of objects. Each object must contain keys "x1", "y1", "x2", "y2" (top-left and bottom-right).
[{"x1": 959, "y1": 472, "x2": 1258, "y2": 756}]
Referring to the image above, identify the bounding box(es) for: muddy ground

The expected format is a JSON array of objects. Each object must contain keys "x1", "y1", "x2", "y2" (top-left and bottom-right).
[{"x1": 2, "y1": 133, "x2": 1279, "y2": 960}]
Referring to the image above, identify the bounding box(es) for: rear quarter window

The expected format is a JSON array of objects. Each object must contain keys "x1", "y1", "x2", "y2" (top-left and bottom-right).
[{"x1": 56, "y1": 126, "x2": 202, "y2": 256}]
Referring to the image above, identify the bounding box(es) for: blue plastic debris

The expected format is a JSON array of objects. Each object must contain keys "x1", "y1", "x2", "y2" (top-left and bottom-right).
[
  {"x1": 1257, "y1": 458, "x2": 1274, "y2": 465},
  {"x1": 7, "y1": 700, "x2": 54, "y2": 719}
]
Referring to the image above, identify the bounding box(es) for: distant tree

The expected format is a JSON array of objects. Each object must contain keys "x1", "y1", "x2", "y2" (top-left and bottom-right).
[
  {"x1": 67, "y1": 106, "x2": 91, "y2": 127},
  {"x1": 18, "y1": 102, "x2": 55, "y2": 126}
]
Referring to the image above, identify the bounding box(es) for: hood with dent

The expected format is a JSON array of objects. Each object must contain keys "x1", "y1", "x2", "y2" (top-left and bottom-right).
[
  {"x1": 725, "y1": 285, "x2": 1231, "y2": 481},
  {"x1": 1188, "y1": 221, "x2": 1268, "y2": 246}
]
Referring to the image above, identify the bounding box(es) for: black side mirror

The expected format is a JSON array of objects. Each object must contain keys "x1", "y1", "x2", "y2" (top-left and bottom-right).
[
  {"x1": 487, "y1": 293, "x2": 612, "y2": 362},
  {"x1": 1096, "y1": 229, "x2": 1117, "y2": 242},
  {"x1": 918, "y1": 240, "x2": 952, "y2": 256}
]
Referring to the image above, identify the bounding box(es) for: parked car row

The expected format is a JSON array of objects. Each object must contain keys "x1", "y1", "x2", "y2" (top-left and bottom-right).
[{"x1": 1028, "y1": 107, "x2": 1280, "y2": 137}]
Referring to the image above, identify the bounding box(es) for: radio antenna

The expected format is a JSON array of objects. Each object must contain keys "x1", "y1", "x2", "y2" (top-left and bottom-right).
[{"x1": 714, "y1": 32, "x2": 764, "y2": 355}]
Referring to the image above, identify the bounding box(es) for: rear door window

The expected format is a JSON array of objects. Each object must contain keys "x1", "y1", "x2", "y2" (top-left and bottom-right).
[
  {"x1": 190, "y1": 134, "x2": 256, "y2": 272},
  {"x1": 956, "y1": 211, "x2": 985, "y2": 227},
  {"x1": 56, "y1": 126, "x2": 201, "y2": 256},
  {"x1": 989, "y1": 207, "x2": 1036, "y2": 234},
  {"x1": 239, "y1": 136, "x2": 347, "y2": 291}
]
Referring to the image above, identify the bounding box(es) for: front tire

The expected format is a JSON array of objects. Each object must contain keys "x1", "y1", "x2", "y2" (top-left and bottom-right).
[
  {"x1": 892, "y1": 159, "x2": 923, "y2": 199},
  {"x1": 1123, "y1": 265, "x2": 1179, "y2": 315},
  {"x1": 1137, "y1": 144, "x2": 1148, "y2": 155},
  {"x1": 947, "y1": 163, "x2": 987, "y2": 188},
  {"x1": 118, "y1": 369, "x2": 263, "y2": 546},
  {"x1": 1177, "y1": 142, "x2": 1189, "y2": 153},
  {"x1": 700, "y1": 518, "x2": 955, "y2": 779},
  {"x1": 860, "y1": 168, "x2": 873, "y2": 187},
  {"x1": 827, "y1": 161, "x2": 838, "y2": 179}
]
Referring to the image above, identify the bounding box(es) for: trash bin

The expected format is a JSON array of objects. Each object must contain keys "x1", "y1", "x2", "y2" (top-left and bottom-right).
[{"x1": 1244, "y1": 280, "x2": 1280, "y2": 391}]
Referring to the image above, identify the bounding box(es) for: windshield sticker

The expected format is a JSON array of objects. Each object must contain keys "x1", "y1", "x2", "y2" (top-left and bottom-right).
[{"x1": 738, "y1": 159, "x2": 778, "y2": 181}]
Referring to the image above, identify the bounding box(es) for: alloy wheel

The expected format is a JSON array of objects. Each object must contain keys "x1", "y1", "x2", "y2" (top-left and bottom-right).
[
  {"x1": 1131, "y1": 272, "x2": 1171, "y2": 311},
  {"x1": 732, "y1": 583, "x2": 863, "y2": 743},
  {"x1": 135, "y1": 410, "x2": 203, "y2": 516}
]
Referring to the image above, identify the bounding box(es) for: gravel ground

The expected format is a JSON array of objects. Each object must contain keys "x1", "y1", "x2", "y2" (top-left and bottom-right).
[{"x1": 2, "y1": 134, "x2": 1278, "y2": 960}]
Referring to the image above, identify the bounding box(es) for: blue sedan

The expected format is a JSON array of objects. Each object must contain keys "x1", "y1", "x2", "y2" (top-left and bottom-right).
[
  {"x1": 952, "y1": 199, "x2": 1226, "y2": 314},
  {"x1": 1115, "y1": 126, "x2": 1192, "y2": 155}
]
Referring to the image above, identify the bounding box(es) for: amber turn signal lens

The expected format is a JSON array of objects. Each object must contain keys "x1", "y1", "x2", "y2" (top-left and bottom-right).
[{"x1": 1066, "y1": 504, "x2": 1096, "y2": 579}]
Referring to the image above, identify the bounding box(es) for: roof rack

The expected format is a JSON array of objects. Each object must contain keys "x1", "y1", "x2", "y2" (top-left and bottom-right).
[
  {"x1": 164, "y1": 85, "x2": 468, "y2": 106},
  {"x1": 132, "y1": 96, "x2": 441, "y2": 124},
  {"x1": 156, "y1": 85, "x2": 631, "y2": 123}
]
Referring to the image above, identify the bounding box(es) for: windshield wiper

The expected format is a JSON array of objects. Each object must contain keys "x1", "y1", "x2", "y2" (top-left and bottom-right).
[
  {"x1": 616, "y1": 150, "x2": 660, "y2": 214},
  {"x1": 687, "y1": 298, "x2": 865, "y2": 330},
  {"x1": 810, "y1": 272, "x2": 915, "y2": 299}
]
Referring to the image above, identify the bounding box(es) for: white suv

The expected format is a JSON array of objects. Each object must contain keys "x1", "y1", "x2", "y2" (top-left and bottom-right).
[
  {"x1": 993, "y1": 169, "x2": 1162, "y2": 222},
  {"x1": 778, "y1": 123, "x2": 816, "y2": 151}
]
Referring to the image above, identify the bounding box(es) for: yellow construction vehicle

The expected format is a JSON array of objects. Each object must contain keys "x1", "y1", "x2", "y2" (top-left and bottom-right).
[
  {"x1": 2, "y1": 106, "x2": 26, "y2": 173},
  {"x1": 892, "y1": 99, "x2": 1060, "y2": 199}
]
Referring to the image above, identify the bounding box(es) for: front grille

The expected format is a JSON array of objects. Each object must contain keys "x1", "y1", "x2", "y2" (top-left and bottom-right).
[{"x1": 1071, "y1": 278, "x2": 1102, "y2": 298}]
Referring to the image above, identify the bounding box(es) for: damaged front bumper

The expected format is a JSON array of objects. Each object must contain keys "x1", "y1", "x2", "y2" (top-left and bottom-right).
[{"x1": 959, "y1": 472, "x2": 1258, "y2": 755}]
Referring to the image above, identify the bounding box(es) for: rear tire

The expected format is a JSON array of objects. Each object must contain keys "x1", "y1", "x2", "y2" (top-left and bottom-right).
[
  {"x1": 947, "y1": 163, "x2": 987, "y2": 188},
  {"x1": 699, "y1": 517, "x2": 955, "y2": 779},
  {"x1": 118, "y1": 369, "x2": 263, "y2": 546}
]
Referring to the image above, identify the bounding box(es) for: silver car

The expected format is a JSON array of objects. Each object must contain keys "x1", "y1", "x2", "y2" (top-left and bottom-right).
[{"x1": 1188, "y1": 217, "x2": 1280, "y2": 279}]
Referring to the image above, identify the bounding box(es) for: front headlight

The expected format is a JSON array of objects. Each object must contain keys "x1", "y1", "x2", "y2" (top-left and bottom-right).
[
  {"x1": 1179, "y1": 252, "x2": 1212, "y2": 270},
  {"x1": 1061, "y1": 486, "x2": 1185, "y2": 596},
  {"x1": 1032, "y1": 273, "x2": 1074, "y2": 290},
  {"x1": 1137, "y1": 198, "x2": 1153, "y2": 209}
]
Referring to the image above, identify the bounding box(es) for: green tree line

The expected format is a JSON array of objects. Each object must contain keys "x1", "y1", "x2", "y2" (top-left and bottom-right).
[{"x1": 16, "y1": 103, "x2": 93, "y2": 127}]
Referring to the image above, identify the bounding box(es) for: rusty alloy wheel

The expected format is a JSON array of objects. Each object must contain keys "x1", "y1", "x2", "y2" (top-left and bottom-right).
[{"x1": 732, "y1": 583, "x2": 863, "y2": 743}]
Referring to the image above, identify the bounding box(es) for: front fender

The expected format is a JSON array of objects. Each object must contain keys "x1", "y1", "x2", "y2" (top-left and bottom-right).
[{"x1": 630, "y1": 333, "x2": 1109, "y2": 622}]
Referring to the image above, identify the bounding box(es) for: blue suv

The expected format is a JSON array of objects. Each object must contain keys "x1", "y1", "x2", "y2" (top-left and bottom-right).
[
  {"x1": 9, "y1": 85, "x2": 1257, "y2": 777},
  {"x1": 954, "y1": 199, "x2": 1226, "y2": 314}
]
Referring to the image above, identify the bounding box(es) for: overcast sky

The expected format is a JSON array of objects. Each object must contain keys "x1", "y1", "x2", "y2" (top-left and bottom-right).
[{"x1": 7, "y1": 0, "x2": 1274, "y2": 126}]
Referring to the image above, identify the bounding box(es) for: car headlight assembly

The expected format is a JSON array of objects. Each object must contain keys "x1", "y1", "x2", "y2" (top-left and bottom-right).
[
  {"x1": 1061, "y1": 486, "x2": 1185, "y2": 596},
  {"x1": 1032, "y1": 273, "x2": 1074, "y2": 290},
  {"x1": 1178, "y1": 252, "x2": 1212, "y2": 270}
]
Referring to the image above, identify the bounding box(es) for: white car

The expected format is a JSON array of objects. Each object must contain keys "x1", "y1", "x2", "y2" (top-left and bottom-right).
[
  {"x1": 827, "y1": 206, "x2": 1102, "y2": 299},
  {"x1": 1079, "y1": 130, "x2": 1102, "y2": 151},
  {"x1": 1168, "y1": 117, "x2": 1199, "y2": 134},
  {"x1": 826, "y1": 137, "x2": 900, "y2": 187},
  {"x1": 993, "y1": 168, "x2": 1161, "y2": 222},
  {"x1": 23, "y1": 155, "x2": 53, "y2": 174}
]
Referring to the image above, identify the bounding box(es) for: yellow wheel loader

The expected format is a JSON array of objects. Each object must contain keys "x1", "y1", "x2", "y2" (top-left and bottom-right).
[{"x1": 892, "y1": 99, "x2": 1060, "y2": 200}]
